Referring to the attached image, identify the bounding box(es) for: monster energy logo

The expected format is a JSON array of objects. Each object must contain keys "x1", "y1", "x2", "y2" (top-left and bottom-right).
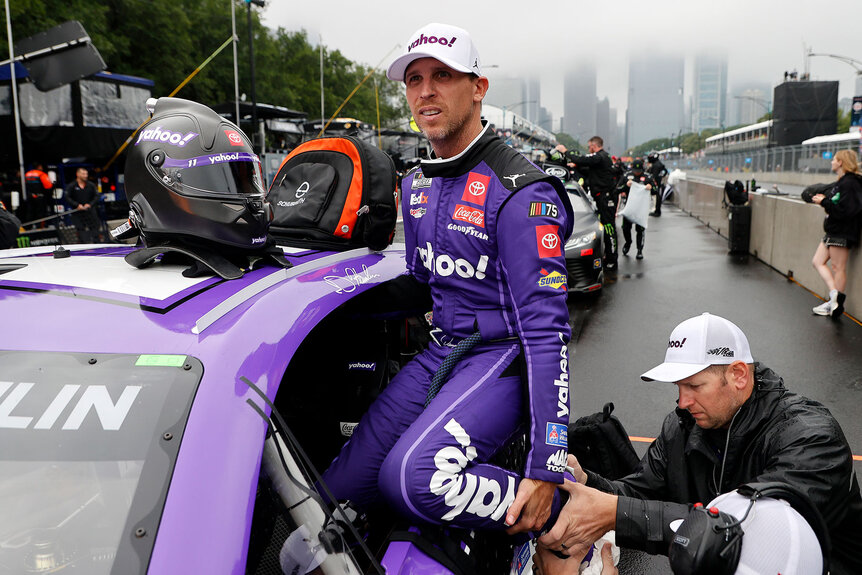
[{"x1": 16, "y1": 236, "x2": 30, "y2": 248}]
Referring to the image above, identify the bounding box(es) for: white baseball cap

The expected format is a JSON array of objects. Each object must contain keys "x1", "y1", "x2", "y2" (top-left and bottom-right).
[
  {"x1": 706, "y1": 490, "x2": 823, "y2": 575},
  {"x1": 386, "y1": 23, "x2": 482, "y2": 82},
  {"x1": 640, "y1": 313, "x2": 754, "y2": 382}
]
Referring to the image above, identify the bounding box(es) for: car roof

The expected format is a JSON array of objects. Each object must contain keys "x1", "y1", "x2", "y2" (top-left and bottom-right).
[{"x1": 0, "y1": 243, "x2": 407, "y2": 572}]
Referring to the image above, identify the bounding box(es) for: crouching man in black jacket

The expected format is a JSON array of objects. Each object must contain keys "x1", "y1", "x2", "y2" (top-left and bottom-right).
[{"x1": 539, "y1": 312, "x2": 862, "y2": 575}]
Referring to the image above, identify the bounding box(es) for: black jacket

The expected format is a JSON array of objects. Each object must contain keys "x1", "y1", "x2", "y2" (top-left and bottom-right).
[
  {"x1": 615, "y1": 170, "x2": 656, "y2": 194},
  {"x1": 821, "y1": 173, "x2": 862, "y2": 242},
  {"x1": 586, "y1": 365, "x2": 862, "y2": 573},
  {"x1": 64, "y1": 180, "x2": 98, "y2": 209},
  {"x1": 565, "y1": 149, "x2": 614, "y2": 198},
  {"x1": 648, "y1": 159, "x2": 667, "y2": 187}
]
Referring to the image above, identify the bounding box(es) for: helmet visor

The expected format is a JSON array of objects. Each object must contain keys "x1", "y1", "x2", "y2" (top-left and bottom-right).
[{"x1": 156, "y1": 152, "x2": 265, "y2": 198}]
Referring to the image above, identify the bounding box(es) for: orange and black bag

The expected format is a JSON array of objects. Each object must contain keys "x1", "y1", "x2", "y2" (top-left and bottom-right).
[{"x1": 267, "y1": 136, "x2": 397, "y2": 251}]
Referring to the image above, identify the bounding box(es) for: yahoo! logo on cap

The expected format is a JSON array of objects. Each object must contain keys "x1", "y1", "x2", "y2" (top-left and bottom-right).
[
  {"x1": 667, "y1": 338, "x2": 687, "y2": 348},
  {"x1": 409, "y1": 33, "x2": 457, "y2": 52}
]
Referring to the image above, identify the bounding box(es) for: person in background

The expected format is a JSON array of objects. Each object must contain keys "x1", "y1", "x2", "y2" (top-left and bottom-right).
[
  {"x1": 64, "y1": 167, "x2": 101, "y2": 243},
  {"x1": 0, "y1": 199, "x2": 22, "y2": 249},
  {"x1": 23, "y1": 162, "x2": 53, "y2": 225},
  {"x1": 810, "y1": 149, "x2": 862, "y2": 317},
  {"x1": 646, "y1": 152, "x2": 667, "y2": 217},
  {"x1": 616, "y1": 159, "x2": 655, "y2": 260},
  {"x1": 557, "y1": 137, "x2": 618, "y2": 270}
]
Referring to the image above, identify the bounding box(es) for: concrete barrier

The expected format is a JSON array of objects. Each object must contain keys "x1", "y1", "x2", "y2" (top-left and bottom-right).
[
  {"x1": 685, "y1": 170, "x2": 830, "y2": 188},
  {"x1": 673, "y1": 178, "x2": 862, "y2": 319}
]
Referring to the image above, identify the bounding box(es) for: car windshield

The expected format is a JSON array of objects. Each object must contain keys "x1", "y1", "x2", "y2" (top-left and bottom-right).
[
  {"x1": 0, "y1": 352, "x2": 201, "y2": 575},
  {"x1": 566, "y1": 189, "x2": 594, "y2": 214}
]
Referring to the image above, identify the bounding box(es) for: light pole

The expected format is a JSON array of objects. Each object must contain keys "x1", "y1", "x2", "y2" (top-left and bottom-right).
[
  {"x1": 501, "y1": 100, "x2": 536, "y2": 146},
  {"x1": 245, "y1": 0, "x2": 265, "y2": 154},
  {"x1": 733, "y1": 95, "x2": 771, "y2": 122}
]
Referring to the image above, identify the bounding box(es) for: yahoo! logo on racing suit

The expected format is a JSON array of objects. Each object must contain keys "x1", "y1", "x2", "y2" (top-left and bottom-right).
[
  {"x1": 429, "y1": 418, "x2": 516, "y2": 522},
  {"x1": 418, "y1": 242, "x2": 489, "y2": 280},
  {"x1": 555, "y1": 332, "x2": 569, "y2": 418},
  {"x1": 135, "y1": 125, "x2": 198, "y2": 147}
]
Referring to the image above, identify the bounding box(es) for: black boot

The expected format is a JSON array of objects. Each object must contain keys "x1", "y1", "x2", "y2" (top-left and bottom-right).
[{"x1": 622, "y1": 242, "x2": 631, "y2": 256}]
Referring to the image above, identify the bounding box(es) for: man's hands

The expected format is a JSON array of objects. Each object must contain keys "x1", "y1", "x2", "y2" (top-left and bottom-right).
[
  {"x1": 504, "y1": 478, "x2": 557, "y2": 534},
  {"x1": 532, "y1": 539, "x2": 618, "y2": 575},
  {"x1": 539, "y1": 456, "x2": 618, "y2": 558},
  {"x1": 567, "y1": 454, "x2": 587, "y2": 484}
]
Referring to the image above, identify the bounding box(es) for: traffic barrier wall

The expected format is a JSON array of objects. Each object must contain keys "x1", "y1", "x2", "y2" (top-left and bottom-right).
[
  {"x1": 685, "y1": 170, "x2": 829, "y2": 188},
  {"x1": 674, "y1": 178, "x2": 862, "y2": 320}
]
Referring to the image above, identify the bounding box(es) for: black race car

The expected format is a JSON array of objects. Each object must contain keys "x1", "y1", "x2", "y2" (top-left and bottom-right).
[{"x1": 541, "y1": 163, "x2": 604, "y2": 293}]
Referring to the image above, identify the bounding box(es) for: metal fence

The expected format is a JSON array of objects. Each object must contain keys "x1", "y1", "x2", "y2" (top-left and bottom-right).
[{"x1": 675, "y1": 137, "x2": 861, "y2": 174}]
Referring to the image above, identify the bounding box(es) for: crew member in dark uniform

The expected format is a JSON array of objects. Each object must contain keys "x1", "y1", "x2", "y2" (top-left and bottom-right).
[
  {"x1": 64, "y1": 167, "x2": 101, "y2": 243},
  {"x1": 558, "y1": 136, "x2": 618, "y2": 269},
  {"x1": 647, "y1": 152, "x2": 668, "y2": 217},
  {"x1": 23, "y1": 163, "x2": 53, "y2": 225},
  {"x1": 617, "y1": 158, "x2": 656, "y2": 260}
]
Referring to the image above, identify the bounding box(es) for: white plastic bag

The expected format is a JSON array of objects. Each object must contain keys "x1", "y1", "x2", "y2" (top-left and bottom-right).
[{"x1": 619, "y1": 182, "x2": 650, "y2": 229}]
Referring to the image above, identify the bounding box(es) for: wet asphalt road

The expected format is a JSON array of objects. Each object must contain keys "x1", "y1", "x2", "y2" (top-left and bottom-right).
[{"x1": 566, "y1": 204, "x2": 862, "y2": 573}]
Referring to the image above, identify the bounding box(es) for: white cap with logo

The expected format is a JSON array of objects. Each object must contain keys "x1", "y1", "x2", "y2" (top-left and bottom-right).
[
  {"x1": 386, "y1": 22, "x2": 482, "y2": 82},
  {"x1": 640, "y1": 313, "x2": 754, "y2": 382}
]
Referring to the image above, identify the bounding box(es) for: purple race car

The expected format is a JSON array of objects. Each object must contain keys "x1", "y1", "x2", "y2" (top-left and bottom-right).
[{"x1": 0, "y1": 241, "x2": 455, "y2": 574}]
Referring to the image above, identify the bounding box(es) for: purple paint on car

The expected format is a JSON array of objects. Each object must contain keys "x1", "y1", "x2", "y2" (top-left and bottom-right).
[{"x1": 0, "y1": 244, "x2": 408, "y2": 574}]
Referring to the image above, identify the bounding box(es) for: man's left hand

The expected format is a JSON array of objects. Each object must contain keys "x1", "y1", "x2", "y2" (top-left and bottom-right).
[
  {"x1": 504, "y1": 478, "x2": 557, "y2": 534},
  {"x1": 539, "y1": 476, "x2": 617, "y2": 558}
]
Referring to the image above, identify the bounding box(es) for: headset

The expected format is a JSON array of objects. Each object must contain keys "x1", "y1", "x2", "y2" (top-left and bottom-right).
[{"x1": 668, "y1": 482, "x2": 830, "y2": 575}]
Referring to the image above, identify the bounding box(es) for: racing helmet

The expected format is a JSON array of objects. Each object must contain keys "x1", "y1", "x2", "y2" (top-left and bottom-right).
[
  {"x1": 647, "y1": 152, "x2": 659, "y2": 162},
  {"x1": 123, "y1": 97, "x2": 271, "y2": 250}
]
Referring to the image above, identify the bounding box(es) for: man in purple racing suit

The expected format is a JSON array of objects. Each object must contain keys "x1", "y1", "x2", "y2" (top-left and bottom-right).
[{"x1": 321, "y1": 22, "x2": 574, "y2": 537}]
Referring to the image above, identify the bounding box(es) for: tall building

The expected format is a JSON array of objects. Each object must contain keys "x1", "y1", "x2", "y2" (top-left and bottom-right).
[
  {"x1": 627, "y1": 54, "x2": 684, "y2": 149},
  {"x1": 729, "y1": 83, "x2": 772, "y2": 126},
  {"x1": 608, "y1": 107, "x2": 619, "y2": 153},
  {"x1": 563, "y1": 61, "x2": 597, "y2": 143},
  {"x1": 525, "y1": 76, "x2": 541, "y2": 124},
  {"x1": 483, "y1": 74, "x2": 544, "y2": 126},
  {"x1": 538, "y1": 106, "x2": 554, "y2": 133},
  {"x1": 692, "y1": 54, "x2": 728, "y2": 132},
  {"x1": 484, "y1": 75, "x2": 527, "y2": 117}
]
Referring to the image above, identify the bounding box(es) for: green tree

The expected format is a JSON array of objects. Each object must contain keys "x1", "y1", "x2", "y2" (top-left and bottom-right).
[
  {"x1": 554, "y1": 132, "x2": 582, "y2": 152},
  {"x1": 837, "y1": 108, "x2": 851, "y2": 133},
  {"x1": 0, "y1": 0, "x2": 407, "y2": 129}
]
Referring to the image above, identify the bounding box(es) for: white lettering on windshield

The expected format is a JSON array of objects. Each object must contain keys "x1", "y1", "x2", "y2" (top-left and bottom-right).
[{"x1": 0, "y1": 381, "x2": 141, "y2": 431}]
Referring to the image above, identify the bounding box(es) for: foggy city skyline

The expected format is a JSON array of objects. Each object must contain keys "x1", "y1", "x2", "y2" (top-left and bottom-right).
[{"x1": 261, "y1": 0, "x2": 860, "y2": 140}]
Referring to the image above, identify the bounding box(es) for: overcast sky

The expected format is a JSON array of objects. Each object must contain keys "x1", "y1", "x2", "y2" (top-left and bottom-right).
[{"x1": 261, "y1": 0, "x2": 860, "y2": 126}]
